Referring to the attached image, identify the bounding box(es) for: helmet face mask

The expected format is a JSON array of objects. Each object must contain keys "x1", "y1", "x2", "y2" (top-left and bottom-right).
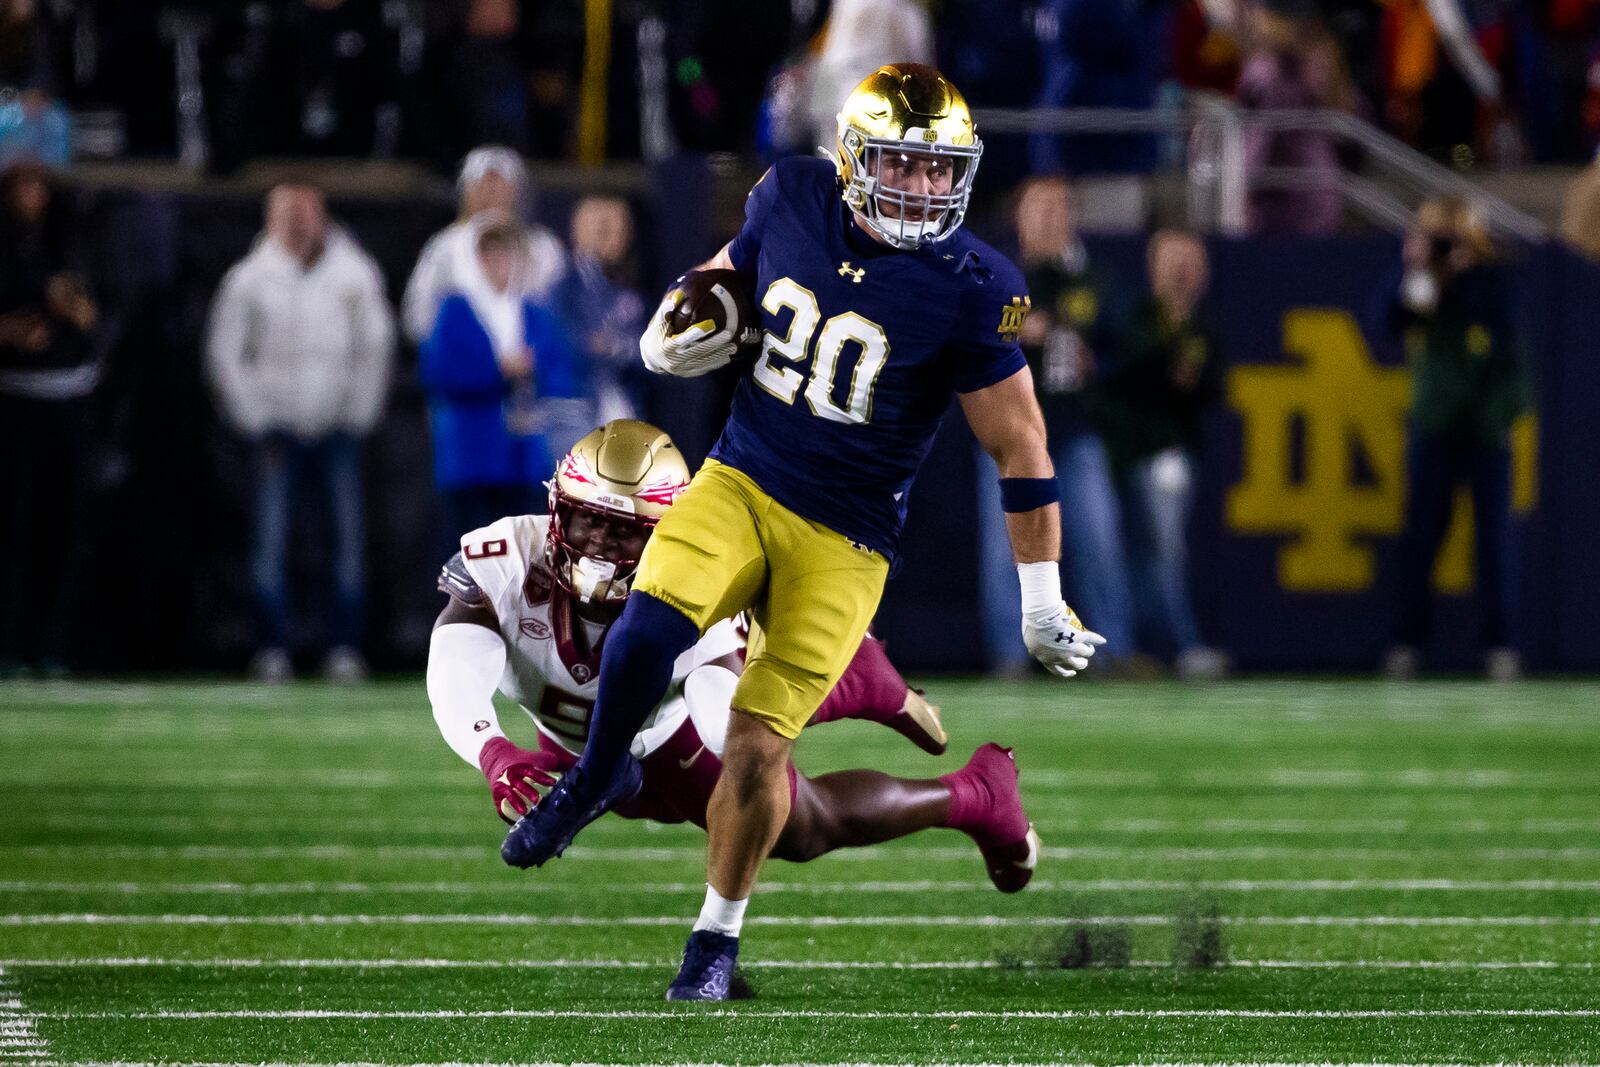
[
  {"x1": 543, "y1": 419, "x2": 690, "y2": 606},
  {"x1": 835, "y1": 64, "x2": 983, "y2": 251},
  {"x1": 547, "y1": 495, "x2": 655, "y2": 605},
  {"x1": 846, "y1": 136, "x2": 981, "y2": 249}
]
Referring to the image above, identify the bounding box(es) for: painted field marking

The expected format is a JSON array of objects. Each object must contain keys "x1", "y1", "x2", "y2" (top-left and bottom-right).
[
  {"x1": 6, "y1": 913, "x2": 1600, "y2": 928},
  {"x1": 0, "y1": 966, "x2": 49, "y2": 1065},
  {"x1": 27, "y1": 1007, "x2": 1600, "y2": 1020},
  {"x1": 27, "y1": 811, "x2": 1482, "y2": 835},
  {"x1": 6, "y1": 878, "x2": 1600, "y2": 895},
  {"x1": 2, "y1": 957, "x2": 1596, "y2": 973},
  {"x1": 13, "y1": 840, "x2": 1600, "y2": 867},
  {"x1": 39, "y1": 1061, "x2": 1600, "y2": 1067},
  {"x1": 8, "y1": 766, "x2": 1599, "y2": 792}
]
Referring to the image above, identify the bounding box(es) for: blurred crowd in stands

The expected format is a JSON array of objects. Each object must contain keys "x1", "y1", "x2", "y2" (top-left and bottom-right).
[{"x1": 5, "y1": 0, "x2": 1600, "y2": 175}]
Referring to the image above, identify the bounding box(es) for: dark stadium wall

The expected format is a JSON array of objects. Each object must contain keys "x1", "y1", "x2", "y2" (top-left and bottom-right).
[{"x1": 58, "y1": 186, "x2": 1600, "y2": 673}]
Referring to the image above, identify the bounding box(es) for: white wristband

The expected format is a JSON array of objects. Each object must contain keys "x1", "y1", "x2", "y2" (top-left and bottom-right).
[
  {"x1": 1401, "y1": 269, "x2": 1439, "y2": 313},
  {"x1": 1017, "y1": 561, "x2": 1063, "y2": 624},
  {"x1": 427, "y1": 623, "x2": 510, "y2": 767}
]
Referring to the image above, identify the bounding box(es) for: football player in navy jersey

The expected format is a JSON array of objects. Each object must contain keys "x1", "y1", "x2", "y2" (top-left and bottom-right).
[{"x1": 503, "y1": 63, "x2": 1106, "y2": 1000}]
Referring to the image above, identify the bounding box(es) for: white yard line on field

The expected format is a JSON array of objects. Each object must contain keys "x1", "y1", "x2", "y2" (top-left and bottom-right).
[
  {"x1": 14, "y1": 824, "x2": 1600, "y2": 861},
  {"x1": 6, "y1": 913, "x2": 1600, "y2": 928},
  {"x1": 7, "y1": 841, "x2": 1600, "y2": 868},
  {"x1": 27, "y1": 1008, "x2": 1600, "y2": 1021},
  {"x1": 7, "y1": 766, "x2": 1598, "y2": 792},
  {"x1": 41, "y1": 1062, "x2": 1600, "y2": 1067},
  {"x1": 6, "y1": 878, "x2": 1600, "y2": 895},
  {"x1": 0, "y1": 966, "x2": 51, "y2": 1066},
  {"x1": 2, "y1": 956, "x2": 1596, "y2": 972}
]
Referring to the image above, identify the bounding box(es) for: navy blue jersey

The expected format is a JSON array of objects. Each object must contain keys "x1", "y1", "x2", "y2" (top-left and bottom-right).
[{"x1": 710, "y1": 156, "x2": 1029, "y2": 559}]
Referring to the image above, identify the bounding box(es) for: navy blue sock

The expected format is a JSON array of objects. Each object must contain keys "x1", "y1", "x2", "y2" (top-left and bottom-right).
[{"x1": 578, "y1": 592, "x2": 700, "y2": 777}]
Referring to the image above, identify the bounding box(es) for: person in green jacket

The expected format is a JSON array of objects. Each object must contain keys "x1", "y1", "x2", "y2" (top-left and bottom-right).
[
  {"x1": 1096, "y1": 230, "x2": 1228, "y2": 680},
  {"x1": 1382, "y1": 198, "x2": 1531, "y2": 682}
]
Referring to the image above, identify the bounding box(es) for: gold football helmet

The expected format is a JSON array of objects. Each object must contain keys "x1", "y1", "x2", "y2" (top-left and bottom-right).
[
  {"x1": 834, "y1": 63, "x2": 982, "y2": 250},
  {"x1": 545, "y1": 419, "x2": 690, "y2": 604}
]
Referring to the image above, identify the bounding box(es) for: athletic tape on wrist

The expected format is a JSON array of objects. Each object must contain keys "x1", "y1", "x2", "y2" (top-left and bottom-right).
[{"x1": 1016, "y1": 560, "x2": 1064, "y2": 623}]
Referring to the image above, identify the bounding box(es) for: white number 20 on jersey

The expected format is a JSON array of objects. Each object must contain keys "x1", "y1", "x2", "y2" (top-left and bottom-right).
[{"x1": 752, "y1": 277, "x2": 889, "y2": 425}]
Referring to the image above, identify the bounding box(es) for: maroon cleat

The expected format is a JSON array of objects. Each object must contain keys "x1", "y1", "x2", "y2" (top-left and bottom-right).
[
  {"x1": 809, "y1": 634, "x2": 948, "y2": 755},
  {"x1": 940, "y1": 743, "x2": 1040, "y2": 893}
]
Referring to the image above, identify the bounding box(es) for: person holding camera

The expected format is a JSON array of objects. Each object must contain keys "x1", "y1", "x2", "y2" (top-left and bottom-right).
[{"x1": 1382, "y1": 198, "x2": 1531, "y2": 682}]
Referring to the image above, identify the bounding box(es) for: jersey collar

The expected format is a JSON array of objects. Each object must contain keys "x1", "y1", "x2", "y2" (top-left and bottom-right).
[{"x1": 549, "y1": 590, "x2": 607, "y2": 685}]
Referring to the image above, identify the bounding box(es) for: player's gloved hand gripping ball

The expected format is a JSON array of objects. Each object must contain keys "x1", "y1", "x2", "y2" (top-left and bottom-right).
[
  {"x1": 478, "y1": 737, "x2": 564, "y2": 824},
  {"x1": 1017, "y1": 561, "x2": 1107, "y2": 678},
  {"x1": 639, "y1": 268, "x2": 759, "y2": 378}
]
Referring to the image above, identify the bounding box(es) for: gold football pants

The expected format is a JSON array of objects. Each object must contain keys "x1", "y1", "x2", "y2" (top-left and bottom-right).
[{"x1": 635, "y1": 460, "x2": 889, "y2": 739}]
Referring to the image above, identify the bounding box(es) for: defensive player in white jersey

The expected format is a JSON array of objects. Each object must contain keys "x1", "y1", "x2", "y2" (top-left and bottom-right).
[{"x1": 427, "y1": 420, "x2": 1040, "y2": 895}]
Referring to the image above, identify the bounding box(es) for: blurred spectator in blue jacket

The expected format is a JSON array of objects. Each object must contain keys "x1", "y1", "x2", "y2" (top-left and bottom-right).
[
  {"x1": 0, "y1": 89, "x2": 71, "y2": 170},
  {"x1": 404, "y1": 146, "x2": 566, "y2": 348},
  {"x1": 420, "y1": 214, "x2": 584, "y2": 559},
  {"x1": 555, "y1": 195, "x2": 648, "y2": 424},
  {"x1": 1030, "y1": 0, "x2": 1163, "y2": 177},
  {"x1": 978, "y1": 177, "x2": 1134, "y2": 677}
]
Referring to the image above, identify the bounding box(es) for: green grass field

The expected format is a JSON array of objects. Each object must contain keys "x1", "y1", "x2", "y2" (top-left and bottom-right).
[{"x1": 3, "y1": 677, "x2": 1599, "y2": 1066}]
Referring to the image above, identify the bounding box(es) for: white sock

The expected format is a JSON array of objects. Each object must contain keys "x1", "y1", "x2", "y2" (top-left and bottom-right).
[{"x1": 691, "y1": 884, "x2": 748, "y2": 937}]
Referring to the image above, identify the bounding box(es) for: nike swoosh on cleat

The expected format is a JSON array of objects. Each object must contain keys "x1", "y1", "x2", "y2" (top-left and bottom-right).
[
  {"x1": 1015, "y1": 826, "x2": 1041, "y2": 870},
  {"x1": 678, "y1": 746, "x2": 706, "y2": 770}
]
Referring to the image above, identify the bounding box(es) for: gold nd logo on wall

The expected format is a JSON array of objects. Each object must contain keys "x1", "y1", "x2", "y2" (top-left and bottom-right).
[{"x1": 1227, "y1": 309, "x2": 1537, "y2": 594}]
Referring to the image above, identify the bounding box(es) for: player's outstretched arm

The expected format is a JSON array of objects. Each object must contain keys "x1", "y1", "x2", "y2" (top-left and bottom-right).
[
  {"x1": 959, "y1": 368, "x2": 1106, "y2": 678},
  {"x1": 427, "y1": 600, "x2": 558, "y2": 823}
]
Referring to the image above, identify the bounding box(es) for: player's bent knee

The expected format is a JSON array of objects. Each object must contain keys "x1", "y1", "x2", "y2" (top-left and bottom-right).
[{"x1": 733, "y1": 661, "x2": 831, "y2": 741}]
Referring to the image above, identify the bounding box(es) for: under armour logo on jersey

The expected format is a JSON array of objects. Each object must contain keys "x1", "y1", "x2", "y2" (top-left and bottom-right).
[{"x1": 838, "y1": 261, "x2": 865, "y2": 283}]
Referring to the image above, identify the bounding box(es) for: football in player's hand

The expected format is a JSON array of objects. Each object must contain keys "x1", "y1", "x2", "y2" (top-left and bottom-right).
[{"x1": 667, "y1": 269, "x2": 761, "y2": 354}]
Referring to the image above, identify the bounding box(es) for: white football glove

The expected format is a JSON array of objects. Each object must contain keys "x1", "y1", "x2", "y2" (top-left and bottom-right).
[
  {"x1": 1023, "y1": 603, "x2": 1107, "y2": 678},
  {"x1": 639, "y1": 287, "x2": 741, "y2": 378},
  {"x1": 1016, "y1": 560, "x2": 1106, "y2": 678}
]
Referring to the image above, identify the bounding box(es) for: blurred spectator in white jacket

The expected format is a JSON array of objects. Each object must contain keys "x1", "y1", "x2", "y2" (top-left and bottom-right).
[
  {"x1": 206, "y1": 181, "x2": 395, "y2": 685},
  {"x1": 402, "y1": 145, "x2": 566, "y2": 346}
]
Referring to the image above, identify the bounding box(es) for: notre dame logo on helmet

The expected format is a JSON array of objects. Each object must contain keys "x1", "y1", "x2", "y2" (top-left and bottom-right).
[{"x1": 998, "y1": 296, "x2": 1031, "y2": 344}]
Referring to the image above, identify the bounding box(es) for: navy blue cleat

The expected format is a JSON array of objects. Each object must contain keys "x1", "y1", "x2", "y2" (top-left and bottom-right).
[
  {"x1": 500, "y1": 756, "x2": 643, "y2": 869},
  {"x1": 664, "y1": 930, "x2": 740, "y2": 1001}
]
